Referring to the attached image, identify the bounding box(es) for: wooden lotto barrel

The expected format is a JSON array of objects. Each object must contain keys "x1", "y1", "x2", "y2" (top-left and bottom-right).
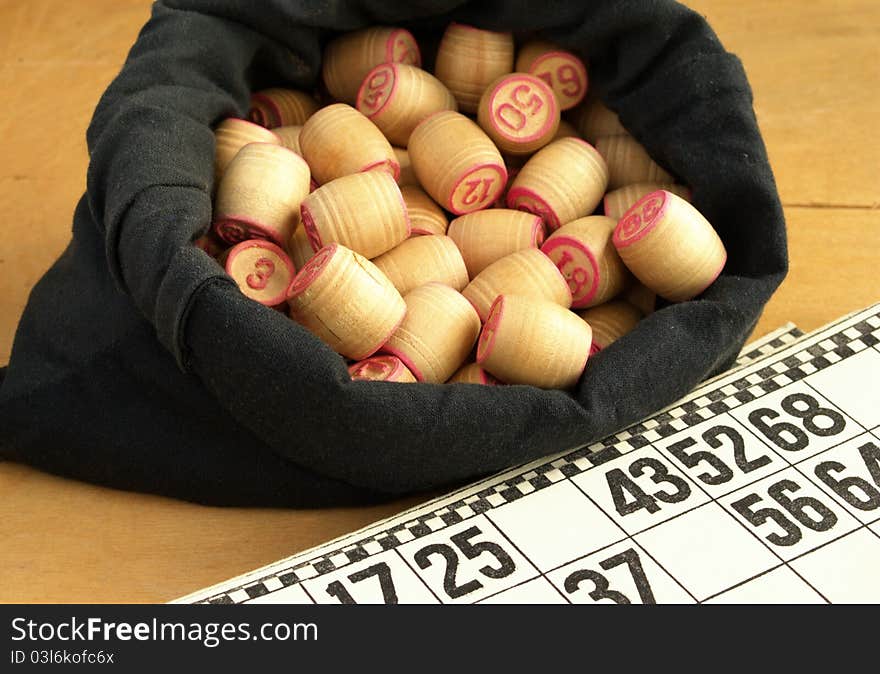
[
  {"x1": 248, "y1": 88, "x2": 319, "y2": 128},
  {"x1": 273, "y1": 126, "x2": 303, "y2": 155},
  {"x1": 213, "y1": 118, "x2": 280, "y2": 185},
  {"x1": 447, "y1": 362, "x2": 500, "y2": 385},
  {"x1": 356, "y1": 63, "x2": 458, "y2": 147},
  {"x1": 299, "y1": 103, "x2": 398, "y2": 185},
  {"x1": 613, "y1": 190, "x2": 727, "y2": 302},
  {"x1": 371, "y1": 235, "x2": 469, "y2": 296},
  {"x1": 476, "y1": 294, "x2": 592, "y2": 389},
  {"x1": 213, "y1": 142, "x2": 310, "y2": 245},
  {"x1": 461, "y1": 247, "x2": 572, "y2": 321},
  {"x1": 408, "y1": 111, "x2": 507, "y2": 215},
  {"x1": 447, "y1": 209, "x2": 545, "y2": 278},
  {"x1": 577, "y1": 300, "x2": 643, "y2": 355},
  {"x1": 540, "y1": 215, "x2": 631, "y2": 308},
  {"x1": 300, "y1": 170, "x2": 410, "y2": 259},
  {"x1": 287, "y1": 244, "x2": 406, "y2": 360},
  {"x1": 572, "y1": 97, "x2": 627, "y2": 143},
  {"x1": 604, "y1": 182, "x2": 691, "y2": 221},
  {"x1": 477, "y1": 73, "x2": 560, "y2": 155},
  {"x1": 348, "y1": 355, "x2": 417, "y2": 383},
  {"x1": 506, "y1": 137, "x2": 608, "y2": 230},
  {"x1": 595, "y1": 134, "x2": 674, "y2": 189},
  {"x1": 514, "y1": 41, "x2": 588, "y2": 110},
  {"x1": 222, "y1": 239, "x2": 295, "y2": 308},
  {"x1": 401, "y1": 185, "x2": 448, "y2": 236},
  {"x1": 433, "y1": 23, "x2": 514, "y2": 113},
  {"x1": 322, "y1": 26, "x2": 421, "y2": 104},
  {"x1": 382, "y1": 283, "x2": 481, "y2": 383}
]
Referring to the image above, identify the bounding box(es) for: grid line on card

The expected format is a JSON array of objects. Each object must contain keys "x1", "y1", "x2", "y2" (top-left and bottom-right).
[
  {"x1": 567, "y1": 430, "x2": 812, "y2": 603},
  {"x1": 391, "y1": 547, "x2": 446, "y2": 605},
  {"x1": 645, "y1": 429, "x2": 829, "y2": 602},
  {"x1": 699, "y1": 563, "x2": 789, "y2": 603},
  {"x1": 655, "y1": 375, "x2": 879, "y2": 602},
  {"x1": 773, "y1": 380, "x2": 880, "y2": 557},
  {"x1": 714, "y1": 378, "x2": 879, "y2": 600},
  {"x1": 190, "y1": 304, "x2": 880, "y2": 605},
  {"x1": 474, "y1": 515, "x2": 574, "y2": 605},
  {"x1": 564, "y1": 474, "x2": 702, "y2": 604}
]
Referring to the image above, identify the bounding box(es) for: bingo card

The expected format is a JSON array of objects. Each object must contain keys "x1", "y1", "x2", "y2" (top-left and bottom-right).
[{"x1": 176, "y1": 303, "x2": 880, "y2": 604}]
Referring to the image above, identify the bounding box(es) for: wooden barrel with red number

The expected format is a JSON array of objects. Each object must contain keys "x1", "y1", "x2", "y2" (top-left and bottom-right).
[
  {"x1": 287, "y1": 243, "x2": 406, "y2": 360},
  {"x1": 433, "y1": 23, "x2": 514, "y2": 113},
  {"x1": 348, "y1": 355, "x2": 418, "y2": 383},
  {"x1": 514, "y1": 41, "x2": 589, "y2": 110},
  {"x1": 613, "y1": 190, "x2": 727, "y2": 301},
  {"x1": 322, "y1": 26, "x2": 422, "y2": 104},
  {"x1": 540, "y1": 215, "x2": 631, "y2": 308},
  {"x1": 506, "y1": 137, "x2": 608, "y2": 231},
  {"x1": 356, "y1": 63, "x2": 457, "y2": 147},
  {"x1": 408, "y1": 111, "x2": 507, "y2": 215},
  {"x1": 213, "y1": 142, "x2": 311, "y2": 246},
  {"x1": 222, "y1": 239, "x2": 296, "y2": 308},
  {"x1": 477, "y1": 73, "x2": 560, "y2": 155}
]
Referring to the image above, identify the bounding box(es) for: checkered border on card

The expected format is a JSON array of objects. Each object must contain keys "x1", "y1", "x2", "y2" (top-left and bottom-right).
[{"x1": 175, "y1": 306, "x2": 877, "y2": 604}]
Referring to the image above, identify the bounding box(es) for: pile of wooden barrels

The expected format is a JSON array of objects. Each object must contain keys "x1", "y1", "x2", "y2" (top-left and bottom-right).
[{"x1": 198, "y1": 23, "x2": 727, "y2": 389}]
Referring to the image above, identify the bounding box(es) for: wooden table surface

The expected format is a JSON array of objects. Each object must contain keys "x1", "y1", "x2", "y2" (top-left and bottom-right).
[{"x1": 1, "y1": 0, "x2": 878, "y2": 603}]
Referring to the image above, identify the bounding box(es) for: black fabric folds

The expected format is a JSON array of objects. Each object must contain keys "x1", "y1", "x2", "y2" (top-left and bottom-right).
[{"x1": 0, "y1": 0, "x2": 787, "y2": 506}]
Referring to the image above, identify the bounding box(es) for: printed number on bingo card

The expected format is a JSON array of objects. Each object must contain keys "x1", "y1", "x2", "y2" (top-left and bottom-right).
[
  {"x1": 412, "y1": 525, "x2": 516, "y2": 600},
  {"x1": 730, "y1": 478, "x2": 838, "y2": 547},
  {"x1": 814, "y1": 440, "x2": 880, "y2": 512},
  {"x1": 667, "y1": 424, "x2": 770, "y2": 486},
  {"x1": 325, "y1": 562, "x2": 398, "y2": 604},
  {"x1": 605, "y1": 456, "x2": 693, "y2": 517},
  {"x1": 747, "y1": 392, "x2": 846, "y2": 452},
  {"x1": 563, "y1": 547, "x2": 656, "y2": 605}
]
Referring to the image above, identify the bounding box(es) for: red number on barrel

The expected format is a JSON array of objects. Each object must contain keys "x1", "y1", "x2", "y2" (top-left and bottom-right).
[
  {"x1": 537, "y1": 64, "x2": 584, "y2": 99},
  {"x1": 246, "y1": 257, "x2": 276, "y2": 290},
  {"x1": 554, "y1": 249, "x2": 590, "y2": 296},
  {"x1": 641, "y1": 195, "x2": 664, "y2": 222},
  {"x1": 495, "y1": 84, "x2": 544, "y2": 131},
  {"x1": 362, "y1": 68, "x2": 392, "y2": 110},
  {"x1": 495, "y1": 104, "x2": 525, "y2": 131},
  {"x1": 620, "y1": 213, "x2": 642, "y2": 238},
  {"x1": 461, "y1": 177, "x2": 495, "y2": 206},
  {"x1": 512, "y1": 84, "x2": 544, "y2": 115},
  {"x1": 395, "y1": 38, "x2": 418, "y2": 64},
  {"x1": 556, "y1": 64, "x2": 583, "y2": 97}
]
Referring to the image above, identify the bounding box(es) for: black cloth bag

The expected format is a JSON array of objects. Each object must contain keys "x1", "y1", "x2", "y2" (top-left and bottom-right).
[{"x1": 0, "y1": 0, "x2": 787, "y2": 506}]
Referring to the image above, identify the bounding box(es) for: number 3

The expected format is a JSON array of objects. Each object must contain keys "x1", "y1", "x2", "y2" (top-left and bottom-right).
[
  {"x1": 563, "y1": 548, "x2": 656, "y2": 604},
  {"x1": 246, "y1": 257, "x2": 275, "y2": 290}
]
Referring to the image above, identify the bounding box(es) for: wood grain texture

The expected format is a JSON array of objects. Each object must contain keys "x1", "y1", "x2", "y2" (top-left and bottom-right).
[
  {"x1": 685, "y1": 0, "x2": 880, "y2": 208},
  {"x1": 0, "y1": 463, "x2": 425, "y2": 603},
  {"x1": 0, "y1": 0, "x2": 878, "y2": 603}
]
